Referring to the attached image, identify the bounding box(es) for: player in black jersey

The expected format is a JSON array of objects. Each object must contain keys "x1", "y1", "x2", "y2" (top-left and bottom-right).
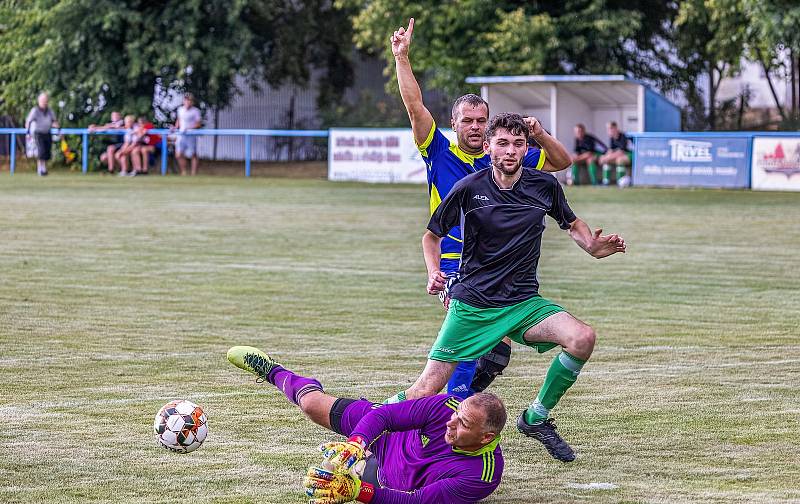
[
  {"x1": 398, "y1": 113, "x2": 626, "y2": 462},
  {"x1": 598, "y1": 121, "x2": 632, "y2": 186},
  {"x1": 570, "y1": 123, "x2": 608, "y2": 185}
]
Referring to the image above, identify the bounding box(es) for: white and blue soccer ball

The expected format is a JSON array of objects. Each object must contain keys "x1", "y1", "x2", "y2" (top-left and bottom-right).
[{"x1": 153, "y1": 399, "x2": 208, "y2": 453}]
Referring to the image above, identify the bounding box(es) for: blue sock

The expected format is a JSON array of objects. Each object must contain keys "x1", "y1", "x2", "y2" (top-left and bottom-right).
[{"x1": 447, "y1": 360, "x2": 477, "y2": 399}]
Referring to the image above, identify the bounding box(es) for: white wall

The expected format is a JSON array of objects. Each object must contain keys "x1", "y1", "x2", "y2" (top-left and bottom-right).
[
  {"x1": 520, "y1": 107, "x2": 552, "y2": 131},
  {"x1": 555, "y1": 87, "x2": 592, "y2": 150},
  {"x1": 485, "y1": 88, "x2": 523, "y2": 117},
  {"x1": 589, "y1": 106, "x2": 639, "y2": 142}
]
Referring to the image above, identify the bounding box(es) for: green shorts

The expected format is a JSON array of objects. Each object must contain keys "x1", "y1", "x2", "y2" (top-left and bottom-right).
[{"x1": 428, "y1": 296, "x2": 565, "y2": 362}]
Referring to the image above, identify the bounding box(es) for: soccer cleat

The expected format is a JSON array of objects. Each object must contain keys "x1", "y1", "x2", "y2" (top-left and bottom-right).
[
  {"x1": 226, "y1": 346, "x2": 279, "y2": 382},
  {"x1": 516, "y1": 414, "x2": 576, "y2": 462}
]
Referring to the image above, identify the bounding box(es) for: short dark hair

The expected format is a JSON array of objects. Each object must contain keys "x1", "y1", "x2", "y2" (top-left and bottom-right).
[
  {"x1": 575, "y1": 123, "x2": 586, "y2": 131},
  {"x1": 470, "y1": 392, "x2": 507, "y2": 435},
  {"x1": 485, "y1": 112, "x2": 528, "y2": 142},
  {"x1": 451, "y1": 94, "x2": 489, "y2": 120},
  {"x1": 608, "y1": 121, "x2": 618, "y2": 128}
]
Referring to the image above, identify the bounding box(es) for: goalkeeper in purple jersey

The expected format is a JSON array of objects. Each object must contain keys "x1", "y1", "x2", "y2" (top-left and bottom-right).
[
  {"x1": 391, "y1": 18, "x2": 572, "y2": 401},
  {"x1": 227, "y1": 346, "x2": 506, "y2": 504}
]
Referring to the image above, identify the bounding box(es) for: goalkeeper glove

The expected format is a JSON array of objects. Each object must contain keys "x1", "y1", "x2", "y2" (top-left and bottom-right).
[
  {"x1": 304, "y1": 465, "x2": 375, "y2": 504},
  {"x1": 319, "y1": 435, "x2": 367, "y2": 473}
]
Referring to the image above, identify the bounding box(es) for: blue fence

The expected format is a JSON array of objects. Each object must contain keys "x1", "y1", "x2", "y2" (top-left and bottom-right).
[
  {"x1": 0, "y1": 128, "x2": 329, "y2": 177},
  {"x1": 5, "y1": 128, "x2": 800, "y2": 188}
]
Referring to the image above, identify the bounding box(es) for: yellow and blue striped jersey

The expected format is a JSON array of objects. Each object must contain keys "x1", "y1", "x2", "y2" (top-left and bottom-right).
[{"x1": 418, "y1": 121, "x2": 546, "y2": 273}]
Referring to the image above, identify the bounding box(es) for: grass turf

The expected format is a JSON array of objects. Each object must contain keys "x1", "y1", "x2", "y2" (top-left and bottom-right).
[{"x1": 1, "y1": 173, "x2": 799, "y2": 503}]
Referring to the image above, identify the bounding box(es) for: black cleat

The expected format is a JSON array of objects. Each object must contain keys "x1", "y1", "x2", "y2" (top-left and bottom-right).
[{"x1": 516, "y1": 414, "x2": 576, "y2": 462}]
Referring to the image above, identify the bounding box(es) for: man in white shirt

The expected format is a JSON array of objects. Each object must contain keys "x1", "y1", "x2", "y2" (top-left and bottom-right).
[
  {"x1": 25, "y1": 92, "x2": 59, "y2": 176},
  {"x1": 174, "y1": 93, "x2": 202, "y2": 176}
]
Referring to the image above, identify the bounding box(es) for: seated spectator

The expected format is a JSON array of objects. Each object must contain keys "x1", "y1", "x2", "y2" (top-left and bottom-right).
[
  {"x1": 598, "y1": 121, "x2": 632, "y2": 186},
  {"x1": 89, "y1": 111, "x2": 125, "y2": 174},
  {"x1": 130, "y1": 116, "x2": 161, "y2": 175},
  {"x1": 174, "y1": 93, "x2": 202, "y2": 176},
  {"x1": 114, "y1": 115, "x2": 143, "y2": 176},
  {"x1": 569, "y1": 124, "x2": 607, "y2": 186}
]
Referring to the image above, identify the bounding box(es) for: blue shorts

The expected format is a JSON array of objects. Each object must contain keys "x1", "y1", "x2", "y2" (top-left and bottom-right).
[{"x1": 176, "y1": 134, "x2": 197, "y2": 157}]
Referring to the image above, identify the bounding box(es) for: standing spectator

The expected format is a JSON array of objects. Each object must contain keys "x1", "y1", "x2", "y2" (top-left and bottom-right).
[
  {"x1": 569, "y1": 124, "x2": 607, "y2": 186},
  {"x1": 174, "y1": 93, "x2": 202, "y2": 176},
  {"x1": 89, "y1": 111, "x2": 125, "y2": 174},
  {"x1": 131, "y1": 116, "x2": 161, "y2": 175},
  {"x1": 25, "y1": 92, "x2": 59, "y2": 176},
  {"x1": 598, "y1": 121, "x2": 632, "y2": 186}
]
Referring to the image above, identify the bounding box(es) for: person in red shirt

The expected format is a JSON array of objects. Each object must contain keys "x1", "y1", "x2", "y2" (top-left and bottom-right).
[{"x1": 131, "y1": 116, "x2": 161, "y2": 175}]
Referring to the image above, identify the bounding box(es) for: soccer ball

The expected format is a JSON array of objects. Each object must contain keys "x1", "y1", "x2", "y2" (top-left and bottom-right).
[{"x1": 153, "y1": 400, "x2": 208, "y2": 453}]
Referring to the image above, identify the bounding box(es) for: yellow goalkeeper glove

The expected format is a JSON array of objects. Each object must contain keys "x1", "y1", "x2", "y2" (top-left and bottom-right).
[
  {"x1": 319, "y1": 435, "x2": 367, "y2": 473},
  {"x1": 303, "y1": 465, "x2": 375, "y2": 504}
]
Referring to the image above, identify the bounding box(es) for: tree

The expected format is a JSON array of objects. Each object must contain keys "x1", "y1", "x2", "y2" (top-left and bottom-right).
[
  {"x1": 340, "y1": 0, "x2": 679, "y2": 99},
  {"x1": 742, "y1": 0, "x2": 800, "y2": 127},
  {"x1": 673, "y1": 0, "x2": 747, "y2": 130},
  {"x1": 0, "y1": 0, "x2": 355, "y2": 125}
]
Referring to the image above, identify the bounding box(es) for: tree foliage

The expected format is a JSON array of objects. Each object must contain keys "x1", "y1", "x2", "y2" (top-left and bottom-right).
[
  {"x1": 673, "y1": 0, "x2": 748, "y2": 130},
  {"x1": 0, "y1": 0, "x2": 354, "y2": 125},
  {"x1": 742, "y1": 0, "x2": 800, "y2": 127},
  {"x1": 341, "y1": 0, "x2": 679, "y2": 97}
]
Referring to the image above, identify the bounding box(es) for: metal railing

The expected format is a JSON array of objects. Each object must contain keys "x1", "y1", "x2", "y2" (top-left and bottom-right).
[{"x1": 0, "y1": 128, "x2": 330, "y2": 176}]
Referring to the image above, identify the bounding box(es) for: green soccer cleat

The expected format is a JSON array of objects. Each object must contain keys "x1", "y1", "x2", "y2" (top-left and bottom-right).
[{"x1": 226, "y1": 346, "x2": 280, "y2": 382}]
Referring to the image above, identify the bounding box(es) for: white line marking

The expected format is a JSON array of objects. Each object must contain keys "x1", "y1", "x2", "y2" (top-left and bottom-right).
[{"x1": 565, "y1": 482, "x2": 619, "y2": 490}]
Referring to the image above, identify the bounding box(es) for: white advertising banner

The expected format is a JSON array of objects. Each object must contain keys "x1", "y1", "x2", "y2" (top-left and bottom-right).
[
  {"x1": 751, "y1": 136, "x2": 800, "y2": 191},
  {"x1": 328, "y1": 128, "x2": 456, "y2": 184}
]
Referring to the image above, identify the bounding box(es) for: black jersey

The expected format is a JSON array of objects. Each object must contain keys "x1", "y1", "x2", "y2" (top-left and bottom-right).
[
  {"x1": 574, "y1": 134, "x2": 607, "y2": 154},
  {"x1": 609, "y1": 132, "x2": 631, "y2": 152},
  {"x1": 427, "y1": 168, "x2": 577, "y2": 308}
]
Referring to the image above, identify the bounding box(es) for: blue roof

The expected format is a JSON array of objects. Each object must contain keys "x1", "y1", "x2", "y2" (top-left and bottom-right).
[{"x1": 465, "y1": 74, "x2": 648, "y2": 87}]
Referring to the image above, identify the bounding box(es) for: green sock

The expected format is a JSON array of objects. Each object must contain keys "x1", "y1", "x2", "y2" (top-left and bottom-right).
[
  {"x1": 602, "y1": 164, "x2": 611, "y2": 184},
  {"x1": 570, "y1": 164, "x2": 579, "y2": 184},
  {"x1": 384, "y1": 390, "x2": 406, "y2": 404},
  {"x1": 616, "y1": 165, "x2": 627, "y2": 180},
  {"x1": 588, "y1": 162, "x2": 598, "y2": 185},
  {"x1": 524, "y1": 351, "x2": 585, "y2": 424}
]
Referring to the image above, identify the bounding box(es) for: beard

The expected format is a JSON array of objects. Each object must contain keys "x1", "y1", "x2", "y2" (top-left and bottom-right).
[
  {"x1": 492, "y1": 157, "x2": 522, "y2": 177},
  {"x1": 459, "y1": 131, "x2": 484, "y2": 151}
]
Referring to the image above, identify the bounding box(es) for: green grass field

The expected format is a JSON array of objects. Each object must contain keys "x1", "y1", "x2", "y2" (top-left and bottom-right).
[{"x1": 1, "y1": 173, "x2": 799, "y2": 504}]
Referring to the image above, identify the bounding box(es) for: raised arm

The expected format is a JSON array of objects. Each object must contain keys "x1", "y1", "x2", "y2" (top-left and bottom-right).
[
  {"x1": 568, "y1": 218, "x2": 626, "y2": 258},
  {"x1": 392, "y1": 18, "x2": 434, "y2": 146},
  {"x1": 525, "y1": 116, "x2": 571, "y2": 172}
]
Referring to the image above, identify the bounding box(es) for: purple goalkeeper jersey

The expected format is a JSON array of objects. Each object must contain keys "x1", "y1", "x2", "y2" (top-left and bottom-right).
[{"x1": 350, "y1": 394, "x2": 503, "y2": 504}]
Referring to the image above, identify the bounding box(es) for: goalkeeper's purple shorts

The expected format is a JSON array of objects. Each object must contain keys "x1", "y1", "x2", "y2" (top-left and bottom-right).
[{"x1": 329, "y1": 398, "x2": 383, "y2": 487}]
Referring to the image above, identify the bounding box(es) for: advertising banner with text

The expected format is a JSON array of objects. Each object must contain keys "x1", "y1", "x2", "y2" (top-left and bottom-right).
[
  {"x1": 751, "y1": 136, "x2": 800, "y2": 191},
  {"x1": 633, "y1": 136, "x2": 750, "y2": 188},
  {"x1": 328, "y1": 128, "x2": 456, "y2": 184}
]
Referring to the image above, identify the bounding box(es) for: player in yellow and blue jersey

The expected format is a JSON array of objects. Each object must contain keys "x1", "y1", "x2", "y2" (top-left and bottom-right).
[{"x1": 390, "y1": 18, "x2": 572, "y2": 401}]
